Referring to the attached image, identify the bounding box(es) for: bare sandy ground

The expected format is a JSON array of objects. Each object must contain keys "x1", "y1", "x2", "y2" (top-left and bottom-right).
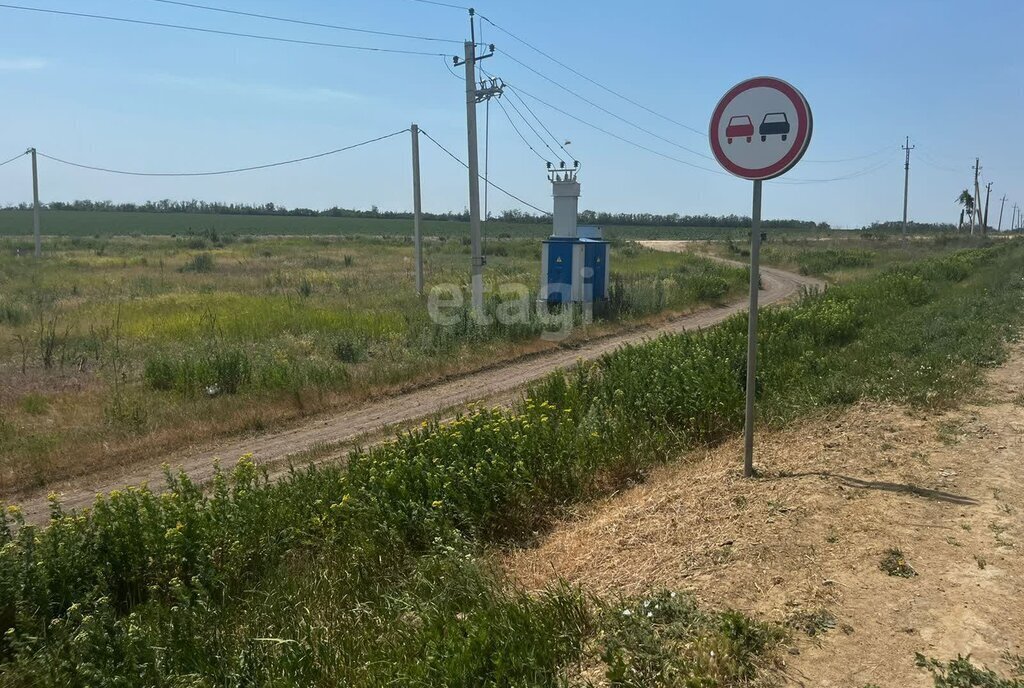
[
  {"x1": 505, "y1": 343, "x2": 1024, "y2": 687},
  {"x1": 7, "y1": 244, "x2": 821, "y2": 525}
]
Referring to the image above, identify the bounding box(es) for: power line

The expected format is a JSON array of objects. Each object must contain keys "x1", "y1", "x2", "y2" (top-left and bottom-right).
[
  {"x1": 35, "y1": 130, "x2": 409, "y2": 177},
  {"x1": 419, "y1": 129, "x2": 550, "y2": 215},
  {"x1": 498, "y1": 49, "x2": 715, "y2": 161},
  {"x1": 491, "y1": 85, "x2": 568, "y2": 164},
  {"x1": 804, "y1": 145, "x2": 895, "y2": 164},
  {"x1": 146, "y1": 0, "x2": 462, "y2": 44},
  {"x1": 405, "y1": 0, "x2": 470, "y2": 9},
  {"x1": 507, "y1": 82, "x2": 730, "y2": 176},
  {"x1": 479, "y1": 14, "x2": 706, "y2": 138},
  {"x1": 501, "y1": 81, "x2": 574, "y2": 162},
  {"x1": 916, "y1": 152, "x2": 965, "y2": 175},
  {"x1": 493, "y1": 96, "x2": 550, "y2": 164},
  {"x1": 0, "y1": 151, "x2": 26, "y2": 168},
  {"x1": 772, "y1": 156, "x2": 898, "y2": 185},
  {"x1": 0, "y1": 4, "x2": 452, "y2": 57},
  {"x1": 500, "y1": 92, "x2": 563, "y2": 162}
]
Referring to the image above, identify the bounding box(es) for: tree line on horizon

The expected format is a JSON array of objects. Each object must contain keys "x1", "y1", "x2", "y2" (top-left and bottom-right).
[{"x1": 0, "y1": 198, "x2": 957, "y2": 232}]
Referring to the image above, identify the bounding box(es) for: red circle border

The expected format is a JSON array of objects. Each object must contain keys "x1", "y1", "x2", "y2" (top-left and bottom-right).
[{"x1": 708, "y1": 77, "x2": 813, "y2": 180}]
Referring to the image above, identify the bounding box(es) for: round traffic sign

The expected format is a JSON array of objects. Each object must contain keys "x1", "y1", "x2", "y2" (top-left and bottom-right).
[{"x1": 709, "y1": 77, "x2": 812, "y2": 180}]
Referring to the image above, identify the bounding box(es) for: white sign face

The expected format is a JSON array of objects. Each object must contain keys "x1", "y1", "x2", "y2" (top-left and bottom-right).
[{"x1": 709, "y1": 77, "x2": 812, "y2": 180}]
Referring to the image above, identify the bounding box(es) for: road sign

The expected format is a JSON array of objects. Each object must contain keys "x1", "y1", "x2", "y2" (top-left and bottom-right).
[
  {"x1": 708, "y1": 76, "x2": 812, "y2": 479},
  {"x1": 709, "y1": 77, "x2": 813, "y2": 181}
]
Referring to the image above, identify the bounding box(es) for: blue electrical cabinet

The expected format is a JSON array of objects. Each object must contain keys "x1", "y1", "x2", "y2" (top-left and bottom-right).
[
  {"x1": 541, "y1": 233, "x2": 609, "y2": 304},
  {"x1": 543, "y1": 237, "x2": 575, "y2": 304},
  {"x1": 582, "y1": 239, "x2": 609, "y2": 301}
]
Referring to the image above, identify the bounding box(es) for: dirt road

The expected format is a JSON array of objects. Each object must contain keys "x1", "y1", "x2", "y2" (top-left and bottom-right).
[{"x1": 10, "y1": 243, "x2": 821, "y2": 524}]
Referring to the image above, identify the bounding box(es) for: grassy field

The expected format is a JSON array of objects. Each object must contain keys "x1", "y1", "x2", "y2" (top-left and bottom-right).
[
  {"x1": 0, "y1": 209, "x2": 839, "y2": 240},
  {"x1": 714, "y1": 232, "x2": 1001, "y2": 282},
  {"x1": 2, "y1": 240, "x2": 1021, "y2": 686},
  {"x1": 0, "y1": 233, "x2": 749, "y2": 493}
]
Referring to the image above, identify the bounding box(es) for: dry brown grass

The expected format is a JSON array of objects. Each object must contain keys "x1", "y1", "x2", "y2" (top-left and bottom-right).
[{"x1": 503, "y1": 346, "x2": 1024, "y2": 687}]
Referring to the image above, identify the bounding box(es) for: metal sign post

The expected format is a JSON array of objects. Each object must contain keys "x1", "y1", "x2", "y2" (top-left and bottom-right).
[
  {"x1": 743, "y1": 179, "x2": 762, "y2": 477},
  {"x1": 708, "y1": 76, "x2": 813, "y2": 477}
]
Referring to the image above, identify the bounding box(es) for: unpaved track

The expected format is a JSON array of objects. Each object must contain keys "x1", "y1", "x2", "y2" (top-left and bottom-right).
[{"x1": 10, "y1": 243, "x2": 821, "y2": 524}]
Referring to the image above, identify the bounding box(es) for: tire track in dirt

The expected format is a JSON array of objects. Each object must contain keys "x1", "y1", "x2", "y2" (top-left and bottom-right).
[{"x1": 9, "y1": 243, "x2": 821, "y2": 524}]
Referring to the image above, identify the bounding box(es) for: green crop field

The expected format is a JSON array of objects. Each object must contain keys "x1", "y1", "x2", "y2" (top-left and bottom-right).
[
  {"x1": 2, "y1": 239, "x2": 1021, "y2": 686},
  {"x1": 0, "y1": 209, "x2": 841, "y2": 241}
]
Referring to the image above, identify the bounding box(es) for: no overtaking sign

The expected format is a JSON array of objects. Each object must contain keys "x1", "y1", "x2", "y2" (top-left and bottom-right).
[
  {"x1": 708, "y1": 76, "x2": 812, "y2": 478},
  {"x1": 709, "y1": 77, "x2": 813, "y2": 180}
]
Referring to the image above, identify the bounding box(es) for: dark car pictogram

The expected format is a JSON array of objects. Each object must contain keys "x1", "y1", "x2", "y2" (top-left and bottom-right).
[
  {"x1": 725, "y1": 115, "x2": 754, "y2": 144},
  {"x1": 759, "y1": 112, "x2": 790, "y2": 142}
]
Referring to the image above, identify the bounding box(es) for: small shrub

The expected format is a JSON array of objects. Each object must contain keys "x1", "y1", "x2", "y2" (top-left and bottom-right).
[
  {"x1": 0, "y1": 299, "x2": 28, "y2": 326},
  {"x1": 180, "y1": 253, "x2": 214, "y2": 273},
  {"x1": 343, "y1": 254, "x2": 354, "y2": 267},
  {"x1": 332, "y1": 334, "x2": 366, "y2": 363},
  {"x1": 916, "y1": 654, "x2": 1024, "y2": 687},
  {"x1": 19, "y1": 393, "x2": 49, "y2": 415},
  {"x1": 880, "y1": 548, "x2": 916, "y2": 577},
  {"x1": 786, "y1": 608, "x2": 837, "y2": 636}
]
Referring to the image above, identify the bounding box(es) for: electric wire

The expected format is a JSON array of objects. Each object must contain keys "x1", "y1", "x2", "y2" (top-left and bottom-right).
[
  {"x1": 479, "y1": 14, "x2": 706, "y2": 137},
  {"x1": 497, "y1": 75, "x2": 573, "y2": 162},
  {"x1": 34, "y1": 130, "x2": 409, "y2": 177},
  {"x1": 146, "y1": 0, "x2": 462, "y2": 44},
  {"x1": 484, "y1": 97, "x2": 490, "y2": 222},
  {"x1": 0, "y1": 4, "x2": 452, "y2": 57},
  {"x1": 498, "y1": 49, "x2": 715, "y2": 161},
  {"x1": 773, "y1": 155, "x2": 898, "y2": 184},
  {"x1": 0, "y1": 151, "x2": 26, "y2": 168},
  {"x1": 917, "y1": 152, "x2": 965, "y2": 175},
  {"x1": 405, "y1": 0, "x2": 470, "y2": 10},
  {"x1": 508, "y1": 82, "x2": 730, "y2": 176},
  {"x1": 419, "y1": 129, "x2": 550, "y2": 215},
  {"x1": 497, "y1": 90, "x2": 565, "y2": 163},
  {"x1": 804, "y1": 145, "x2": 896, "y2": 164},
  {"x1": 492, "y1": 97, "x2": 550, "y2": 164}
]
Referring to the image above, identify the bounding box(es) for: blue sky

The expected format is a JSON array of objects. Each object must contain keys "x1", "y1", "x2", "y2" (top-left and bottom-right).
[{"x1": 1, "y1": 0, "x2": 1022, "y2": 227}]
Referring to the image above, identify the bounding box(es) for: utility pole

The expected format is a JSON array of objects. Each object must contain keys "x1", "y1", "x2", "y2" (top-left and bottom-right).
[
  {"x1": 28, "y1": 148, "x2": 41, "y2": 258},
  {"x1": 454, "y1": 9, "x2": 500, "y2": 318},
  {"x1": 410, "y1": 124, "x2": 424, "y2": 295},
  {"x1": 983, "y1": 182, "x2": 992, "y2": 231},
  {"x1": 901, "y1": 136, "x2": 914, "y2": 240},
  {"x1": 972, "y1": 158, "x2": 981, "y2": 235},
  {"x1": 997, "y1": 195, "x2": 1007, "y2": 231},
  {"x1": 1013, "y1": 203, "x2": 1019, "y2": 233}
]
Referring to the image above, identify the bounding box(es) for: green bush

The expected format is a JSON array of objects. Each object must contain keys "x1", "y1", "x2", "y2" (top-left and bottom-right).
[
  {"x1": 180, "y1": 252, "x2": 215, "y2": 273},
  {"x1": 796, "y1": 248, "x2": 875, "y2": 275}
]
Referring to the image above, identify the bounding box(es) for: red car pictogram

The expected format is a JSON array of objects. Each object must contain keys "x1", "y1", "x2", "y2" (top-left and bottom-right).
[{"x1": 726, "y1": 115, "x2": 754, "y2": 144}]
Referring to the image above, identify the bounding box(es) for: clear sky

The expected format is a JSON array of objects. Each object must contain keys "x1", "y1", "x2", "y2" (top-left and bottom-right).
[{"x1": 1, "y1": 0, "x2": 1022, "y2": 227}]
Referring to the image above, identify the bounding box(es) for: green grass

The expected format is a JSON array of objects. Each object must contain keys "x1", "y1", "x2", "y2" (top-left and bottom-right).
[
  {"x1": 917, "y1": 654, "x2": 1024, "y2": 687},
  {"x1": 720, "y1": 232, "x2": 1000, "y2": 282},
  {"x1": 0, "y1": 234, "x2": 748, "y2": 492},
  {"x1": 1, "y1": 241, "x2": 1021, "y2": 685},
  {"x1": 0, "y1": 209, "x2": 842, "y2": 240}
]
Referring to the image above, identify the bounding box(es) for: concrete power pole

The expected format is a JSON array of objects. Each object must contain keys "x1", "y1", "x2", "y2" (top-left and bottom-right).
[
  {"x1": 454, "y1": 15, "x2": 501, "y2": 318},
  {"x1": 996, "y1": 195, "x2": 1007, "y2": 231},
  {"x1": 1013, "y1": 204, "x2": 1019, "y2": 233},
  {"x1": 983, "y1": 182, "x2": 993, "y2": 231},
  {"x1": 29, "y1": 147, "x2": 41, "y2": 257},
  {"x1": 972, "y1": 158, "x2": 981, "y2": 235},
  {"x1": 901, "y1": 136, "x2": 914, "y2": 240},
  {"x1": 410, "y1": 124, "x2": 424, "y2": 295}
]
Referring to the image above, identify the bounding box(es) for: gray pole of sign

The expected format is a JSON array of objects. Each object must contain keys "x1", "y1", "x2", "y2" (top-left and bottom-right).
[{"x1": 743, "y1": 179, "x2": 763, "y2": 478}]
